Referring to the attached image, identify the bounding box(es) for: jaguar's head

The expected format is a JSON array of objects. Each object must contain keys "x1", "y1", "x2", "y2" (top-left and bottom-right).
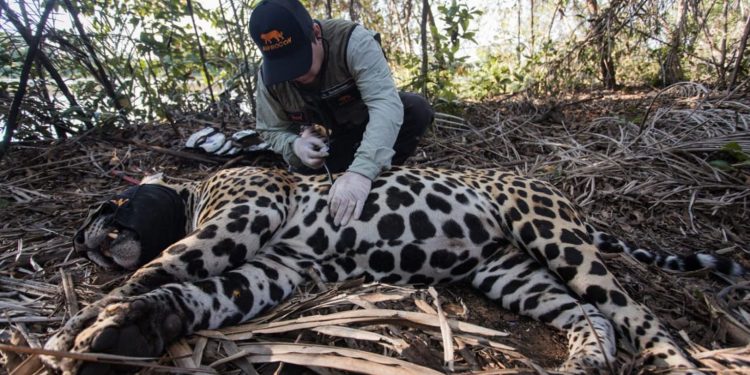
[{"x1": 74, "y1": 183, "x2": 187, "y2": 270}]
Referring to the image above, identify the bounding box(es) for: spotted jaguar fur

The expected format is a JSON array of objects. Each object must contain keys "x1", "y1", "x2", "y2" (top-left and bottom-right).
[{"x1": 44, "y1": 166, "x2": 744, "y2": 374}]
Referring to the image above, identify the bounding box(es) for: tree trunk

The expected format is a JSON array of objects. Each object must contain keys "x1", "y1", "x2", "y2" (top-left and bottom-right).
[
  {"x1": 517, "y1": 0, "x2": 522, "y2": 64},
  {"x1": 420, "y1": 0, "x2": 429, "y2": 98},
  {"x1": 0, "y1": 0, "x2": 56, "y2": 160},
  {"x1": 349, "y1": 0, "x2": 359, "y2": 22},
  {"x1": 186, "y1": 0, "x2": 217, "y2": 108},
  {"x1": 719, "y1": 0, "x2": 729, "y2": 86},
  {"x1": 228, "y1": 0, "x2": 256, "y2": 116},
  {"x1": 62, "y1": 0, "x2": 128, "y2": 118},
  {"x1": 425, "y1": 1, "x2": 444, "y2": 68},
  {"x1": 403, "y1": 0, "x2": 414, "y2": 55},
  {"x1": 530, "y1": 0, "x2": 535, "y2": 53},
  {"x1": 661, "y1": 0, "x2": 689, "y2": 85},
  {"x1": 387, "y1": 0, "x2": 402, "y2": 50},
  {"x1": 0, "y1": 0, "x2": 92, "y2": 130},
  {"x1": 19, "y1": 0, "x2": 67, "y2": 139},
  {"x1": 586, "y1": 0, "x2": 617, "y2": 89},
  {"x1": 729, "y1": 12, "x2": 750, "y2": 90}
]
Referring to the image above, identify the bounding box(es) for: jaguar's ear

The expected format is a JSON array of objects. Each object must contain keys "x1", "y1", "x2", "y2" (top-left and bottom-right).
[{"x1": 140, "y1": 173, "x2": 164, "y2": 185}]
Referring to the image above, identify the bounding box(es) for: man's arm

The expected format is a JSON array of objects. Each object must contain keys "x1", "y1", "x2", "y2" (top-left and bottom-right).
[
  {"x1": 255, "y1": 72, "x2": 304, "y2": 167},
  {"x1": 346, "y1": 26, "x2": 404, "y2": 180}
]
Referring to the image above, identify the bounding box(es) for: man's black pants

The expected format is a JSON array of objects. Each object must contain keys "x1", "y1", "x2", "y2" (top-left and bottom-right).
[{"x1": 297, "y1": 92, "x2": 434, "y2": 175}]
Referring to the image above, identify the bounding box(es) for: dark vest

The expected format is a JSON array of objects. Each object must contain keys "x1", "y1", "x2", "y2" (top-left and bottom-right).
[{"x1": 265, "y1": 19, "x2": 370, "y2": 132}]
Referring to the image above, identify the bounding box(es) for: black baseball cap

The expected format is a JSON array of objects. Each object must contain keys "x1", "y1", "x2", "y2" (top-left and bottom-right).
[{"x1": 250, "y1": 0, "x2": 314, "y2": 85}]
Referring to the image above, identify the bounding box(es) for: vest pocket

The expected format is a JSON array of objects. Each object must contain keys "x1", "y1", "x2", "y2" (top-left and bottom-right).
[{"x1": 321, "y1": 79, "x2": 369, "y2": 130}]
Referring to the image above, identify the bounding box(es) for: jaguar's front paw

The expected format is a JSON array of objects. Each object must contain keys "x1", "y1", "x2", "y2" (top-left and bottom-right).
[
  {"x1": 42, "y1": 300, "x2": 108, "y2": 373},
  {"x1": 76, "y1": 298, "x2": 184, "y2": 375},
  {"x1": 44, "y1": 298, "x2": 184, "y2": 375}
]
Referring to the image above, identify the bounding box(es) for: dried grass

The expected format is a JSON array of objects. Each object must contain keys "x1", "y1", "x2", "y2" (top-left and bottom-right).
[{"x1": 0, "y1": 83, "x2": 748, "y2": 374}]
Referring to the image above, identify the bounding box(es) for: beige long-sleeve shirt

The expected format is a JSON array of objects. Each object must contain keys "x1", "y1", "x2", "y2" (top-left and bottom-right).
[{"x1": 255, "y1": 24, "x2": 404, "y2": 180}]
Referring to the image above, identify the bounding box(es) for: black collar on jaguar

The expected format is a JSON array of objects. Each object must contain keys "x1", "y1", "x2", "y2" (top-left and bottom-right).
[{"x1": 74, "y1": 184, "x2": 187, "y2": 269}]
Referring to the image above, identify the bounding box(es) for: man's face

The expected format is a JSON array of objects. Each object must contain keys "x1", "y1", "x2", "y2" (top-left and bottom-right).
[{"x1": 293, "y1": 24, "x2": 324, "y2": 85}]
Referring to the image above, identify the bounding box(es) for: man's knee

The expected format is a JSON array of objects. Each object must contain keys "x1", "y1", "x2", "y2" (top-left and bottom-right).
[
  {"x1": 400, "y1": 92, "x2": 434, "y2": 136},
  {"x1": 391, "y1": 93, "x2": 433, "y2": 165}
]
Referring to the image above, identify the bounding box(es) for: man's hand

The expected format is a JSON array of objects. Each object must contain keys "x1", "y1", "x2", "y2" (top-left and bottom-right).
[
  {"x1": 293, "y1": 127, "x2": 328, "y2": 169},
  {"x1": 329, "y1": 172, "x2": 372, "y2": 226}
]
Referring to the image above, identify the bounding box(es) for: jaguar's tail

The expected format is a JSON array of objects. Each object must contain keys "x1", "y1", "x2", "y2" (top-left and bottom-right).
[{"x1": 586, "y1": 224, "x2": 746, "y2": 277}]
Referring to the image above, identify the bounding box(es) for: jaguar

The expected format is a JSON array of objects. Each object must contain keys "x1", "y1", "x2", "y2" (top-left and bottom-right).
[{"x1": 43, "y1": 166, "x2": 744, "y2": 374}]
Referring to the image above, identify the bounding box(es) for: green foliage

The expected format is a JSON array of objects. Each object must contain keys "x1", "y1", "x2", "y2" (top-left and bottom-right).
[
  {"x1": 73, "y1": 0, "x2": 253, "y2": 120},
  {"x1": 464, "y1": 49, "x2": 524, "y2": 99},
  {"x1": 2, "y1": 0, "x2": 260, "y2": 136},
  {"x1": 422, "y1": 0, "x2": 482, "y2": 107},
  {"x1": 709, "y1": 142, "x2": 750, "y2": 171}
]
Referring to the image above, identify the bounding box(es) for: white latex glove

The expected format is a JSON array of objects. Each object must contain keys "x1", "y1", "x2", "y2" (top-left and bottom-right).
[
  {"x1": 292, "y1": 127, "x2": 328, "y2": 169},
  {"x1": 329, "y1": 171, "x2": 372, "y2": 226}
]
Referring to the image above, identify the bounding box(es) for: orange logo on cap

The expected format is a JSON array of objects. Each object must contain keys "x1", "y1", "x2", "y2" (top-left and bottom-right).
[
  {"x1": 260, "y1": 30, "x2": 285, "y2": 44},
  {"x1": 260, "y1": 30, "x2": 293, "y2": 51}
]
